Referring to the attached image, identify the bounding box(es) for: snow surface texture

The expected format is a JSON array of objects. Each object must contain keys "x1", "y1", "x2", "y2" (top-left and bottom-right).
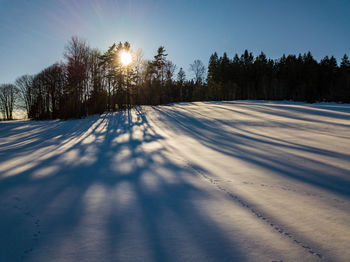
[{"x1": 0, "y1": 101, "x2": 349, "y2": 262}]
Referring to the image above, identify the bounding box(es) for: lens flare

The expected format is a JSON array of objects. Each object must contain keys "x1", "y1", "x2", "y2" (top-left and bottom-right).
[{"x1": 120, "y1": 50, "x2": 132, "y2": 66}]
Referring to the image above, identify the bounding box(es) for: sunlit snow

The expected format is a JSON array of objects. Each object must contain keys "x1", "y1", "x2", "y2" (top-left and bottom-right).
[{"x1": 0, "y1": 101, "x2": 349, "y2": 262}]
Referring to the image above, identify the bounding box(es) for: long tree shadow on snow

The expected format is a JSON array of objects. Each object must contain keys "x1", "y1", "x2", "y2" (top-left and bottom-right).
[
  {"x1": 0, "y1": 108, "x2": 246, "y2": 262},
  {"x1": 153, "y1": 104, "x2": 350, "y2": 198}
]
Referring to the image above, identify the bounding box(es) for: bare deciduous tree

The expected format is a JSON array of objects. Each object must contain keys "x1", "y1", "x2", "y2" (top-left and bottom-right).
[
  {"x1": 15, "y1": 75, "x2": 34, "y2": 118},
  {"x1": 190, "y1": 59, "x2": 206, "y2": 83},
  {"x1": 0, "y1": 84, "x2": 18, "y2": 120},
  {"x1": 64, "y1": 36, "x2": 90, "y2": 117}
]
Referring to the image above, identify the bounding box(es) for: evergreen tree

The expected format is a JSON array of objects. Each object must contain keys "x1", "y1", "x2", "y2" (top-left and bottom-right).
[{"x1": 177, "y1": 67, "x2": 186, "y2": 101}]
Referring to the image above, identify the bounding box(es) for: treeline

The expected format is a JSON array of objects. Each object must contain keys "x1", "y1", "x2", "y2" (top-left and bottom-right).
[
  {"x1": 206, "y1": 51, "x2": 350, "y2": 103},
  {"x1": 1, "y1": 37, "x2": 206, "y2": 120},
  {"x1": 1, "y1": 36, "x2": 349, "y2": 120}
]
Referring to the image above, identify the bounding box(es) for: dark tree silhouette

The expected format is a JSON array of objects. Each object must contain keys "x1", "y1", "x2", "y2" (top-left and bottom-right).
[
  {"x1": 0, "y1": 84, "x2": 18, "y2": 120},
  {"x1": 15, "y1": 75, "x2": 34, "y2": 118},
  {"x1": 3, "y1": 36, "x2": 350, "y2": 120}
]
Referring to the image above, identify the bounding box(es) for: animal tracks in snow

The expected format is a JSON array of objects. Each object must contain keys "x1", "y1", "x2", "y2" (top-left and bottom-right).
[
  {"x1": 11, "y1": 195, "x2": 42, "y2": 261},
  {"x1": 244, "y1": 181, "x2": 345, "y2": 205},
  {"x1": 184, "y1": 162, "x2": 324, "y2": 260}
]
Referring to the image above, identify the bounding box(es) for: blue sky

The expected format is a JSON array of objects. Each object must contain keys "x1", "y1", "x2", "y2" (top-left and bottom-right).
[{"x1": 0, "y1": 0, "x2": 349, "y2": 83}]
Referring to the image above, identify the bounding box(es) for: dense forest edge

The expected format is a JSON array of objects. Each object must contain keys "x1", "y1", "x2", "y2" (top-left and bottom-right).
[{"x1": 1, "y1": 36, "x2": 350, "y2": 120}]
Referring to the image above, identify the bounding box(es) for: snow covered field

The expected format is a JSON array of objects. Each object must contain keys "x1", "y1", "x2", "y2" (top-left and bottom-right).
[{"x1": 0, "y1": 101, "x2": 350, "y2": 262}]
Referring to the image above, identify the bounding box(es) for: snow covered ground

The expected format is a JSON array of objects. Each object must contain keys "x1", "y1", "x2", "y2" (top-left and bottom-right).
[{"x1": 0, "y1": 101, "x2": 349, "y2": 262}]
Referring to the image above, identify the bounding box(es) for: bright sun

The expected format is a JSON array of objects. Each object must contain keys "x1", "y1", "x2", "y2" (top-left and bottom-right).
[{"x1": 120, "y1": 50, "x2": 132, "y2": 66}]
